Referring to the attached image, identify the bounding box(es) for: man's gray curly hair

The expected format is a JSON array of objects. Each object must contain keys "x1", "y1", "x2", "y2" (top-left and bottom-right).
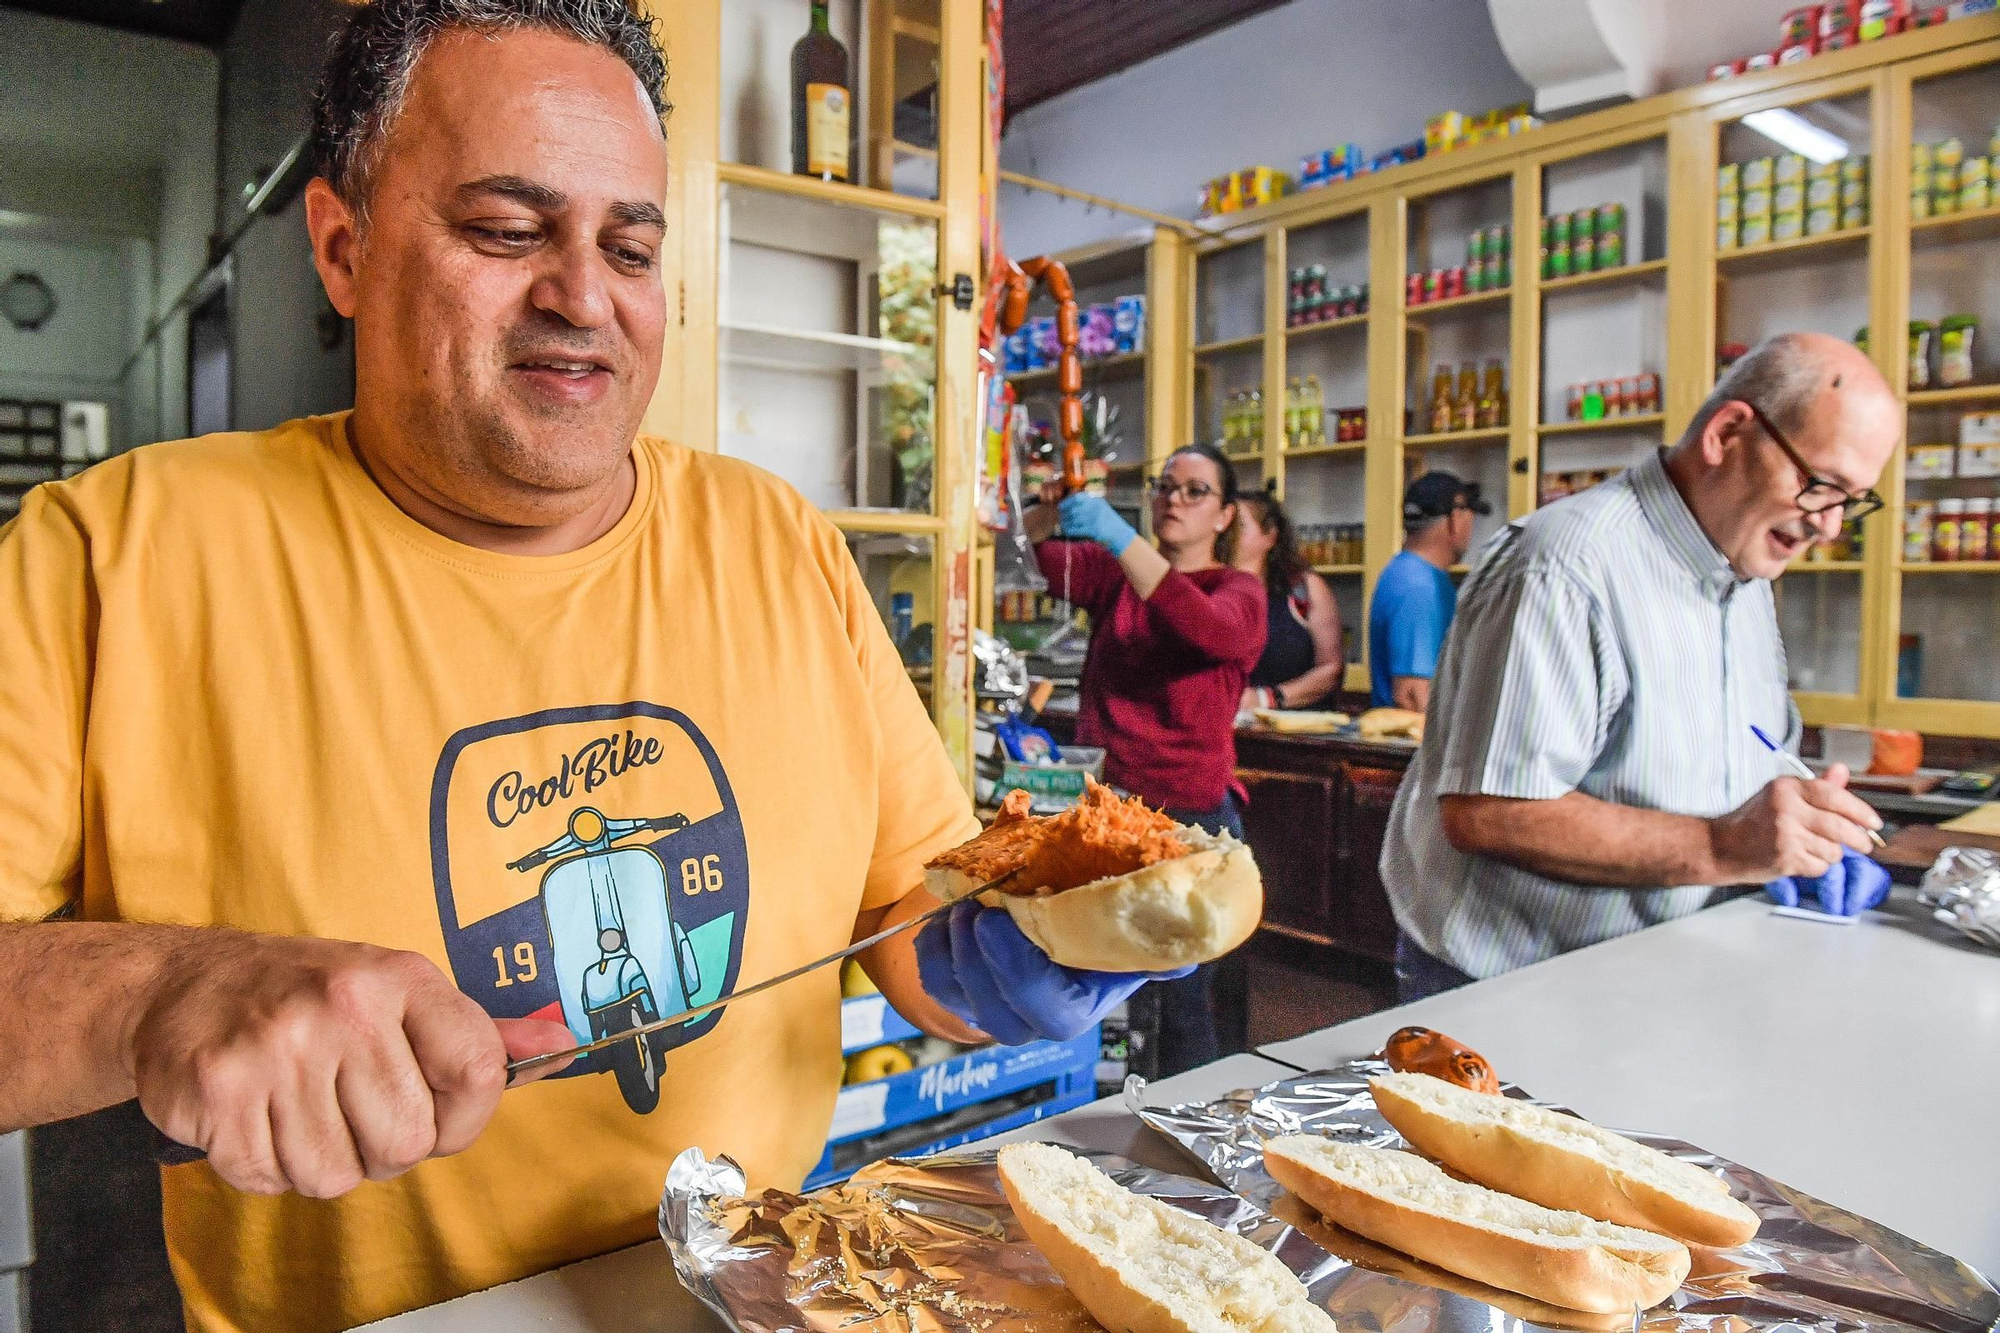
[{"x1": 311, "y1": 0, "x2": 669, "y2": 213}]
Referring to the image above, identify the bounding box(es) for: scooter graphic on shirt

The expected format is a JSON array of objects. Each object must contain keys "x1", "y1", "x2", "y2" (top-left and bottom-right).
[{"x1": 508, "y1": 806, "x2": 698, "y2": 1113}]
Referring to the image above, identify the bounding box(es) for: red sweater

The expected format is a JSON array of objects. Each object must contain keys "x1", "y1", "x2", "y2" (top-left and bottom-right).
[{"x1": 1036, "y1": 540, "x2": 1267, "y2": 811}]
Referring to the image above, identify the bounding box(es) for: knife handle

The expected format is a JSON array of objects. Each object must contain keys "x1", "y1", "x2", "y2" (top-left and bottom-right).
[{"x1": 144, "y1": 1115, "x2": 206, "y2": 1165}]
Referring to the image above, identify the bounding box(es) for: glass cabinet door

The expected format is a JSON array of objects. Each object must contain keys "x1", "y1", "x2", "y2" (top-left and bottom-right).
[
  {"x1": 1535, "y1": 135, "x2": 1669, "y2": 508},
  {"x1": 1889, "y1": 53, "x2": 2000, "y2": 718},
  {"x1": 1192, "y1": 236, "x2": 1268, "y2": 492},
  {"x1": 1402, "y1": 172, "x2": 1514, "y2": 562},
  {"x1": 722, "y1": 0, "x2": 944, "y2": 201},
  {"x1": 1716, "y1": 86, "x2": 1877, "y2": 705},
  {"x1": 1280, "y1": 209, "x2": 1371, "y2": 668},
  {"x1": 717, "y1": 183, "x2": 938, "y2": 514}
]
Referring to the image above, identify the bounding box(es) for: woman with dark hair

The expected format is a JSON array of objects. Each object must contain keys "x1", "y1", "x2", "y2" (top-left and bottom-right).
[
  {"x1": 1025, "y1": 443, "x2": 1267, "y2": 1074},
  {"x1": 1233, "y1": 488, "x2": 1346, "y2": 711}
]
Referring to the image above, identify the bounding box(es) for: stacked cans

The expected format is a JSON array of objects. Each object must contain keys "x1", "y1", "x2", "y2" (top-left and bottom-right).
[
  {"x1": 1912, "y1": 131, "x2": 1998, "y2": 219},
  {"x1": 1540, "y1": 203, "x2": 1627, "y2": 279},
  {"x1": 1286, "y1": 266, "x2": 1370, "y2": 327},
  {"x1": 1405, "y1": 224, "x2": 1510, "y2": 306},
  {"x1": 1001, "y1": 295, "x2": 1146, "y2": 375},
  {"x1": 1562, "y1": 371, "x2": 1662, "y2": 422}
]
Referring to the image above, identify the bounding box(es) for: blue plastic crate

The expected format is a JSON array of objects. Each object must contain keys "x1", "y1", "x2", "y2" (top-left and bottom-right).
[
  {"x1": 805, "y1": 1027, "x2": 1098, "y2": 1190},
  {"x1": 839, "y1": 992, "x2": 923, "y2": 1056}
]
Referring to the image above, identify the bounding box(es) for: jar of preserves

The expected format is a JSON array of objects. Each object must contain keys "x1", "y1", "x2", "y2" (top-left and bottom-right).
[
  {"x1": 1965, "y1": 497, "x2": 1992, "y2": 561},
  {"x1": 1935, "y1": 497, "x2": 1966, "y2": 562},
  {"x1": 1904, "y1": 500, "x2": 1934, "y2": 563}
]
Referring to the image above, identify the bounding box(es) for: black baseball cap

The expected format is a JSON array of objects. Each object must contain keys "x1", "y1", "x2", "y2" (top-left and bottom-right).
[{"x1": 1403, "y1": 471, "x2": 1492, "y2": 523}]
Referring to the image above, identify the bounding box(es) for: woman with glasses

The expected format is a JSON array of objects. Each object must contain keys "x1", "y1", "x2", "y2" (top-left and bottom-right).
[
  {"x1": 1025, "y1": 443, "x2": 1266, "y2": 1076},
  {"x1": 1232, "y1": 487, "x2": 1345, "y2": 713}
]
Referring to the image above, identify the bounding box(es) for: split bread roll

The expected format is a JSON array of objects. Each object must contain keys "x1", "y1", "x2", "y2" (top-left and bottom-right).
[
  {"x1": 926, "y1": 783, "x2": 1262, "y2": 972},
  {"x1": 1370, "y1": 1072, "x2": 1761, "y2": 1248},
  {"x1": 1263, "y1": 1137, "x2": 1690, "y2": 1315},
  {"x1": 998, "y1": 1142, "x2": 1336, "y2": 1333}
]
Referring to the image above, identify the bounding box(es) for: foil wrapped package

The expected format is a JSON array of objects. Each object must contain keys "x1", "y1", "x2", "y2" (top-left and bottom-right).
[
  {"x1": 1919, "y1": 845, "x2": 2000, "y2": 951},
  {"x1": 658, "y1": 1144, "x2": 1346, "y2": 1333},
  {"x1": 1132, "y1": 1060, "x2": 2000, "y2": 1333}
]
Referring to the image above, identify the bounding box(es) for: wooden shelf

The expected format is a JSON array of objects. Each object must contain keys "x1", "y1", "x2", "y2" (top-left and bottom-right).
[
  {"x1": 1787, "y1": 559, "x2": 1866, "y2": 572},
  {"x1": 1908, "y1": 384, "x2": 2000, "y2": 406},
  {"x1": 721, "y1": 322, "x2": 920, "y2": 373},
  {"x1": 1538, "y1": 413, "x2": 1667, "y2": 436},
  {"x1": 1104, "y1": 460, "x2": 1145, "y2": 474},
  {"x1": 1221, "y1": 449, "x2": 1263, "y2": 464},
  {"x1": 1716, "y1": 226, "x2": 1869, "y2": 272},
  {"x1": 1006, "y1": 351, "x2": 1145, "y2": 390},
  {"x1": 1538, "y1": 258, "x2": 1669, "y2": 294},
  {"x1": 1899, "y1": 561, "x2": 2000, "y2": 573},
  {"x1": 1404, "y1": 286, "x2": 1511, "y2": 317},
  {"x1": 1312, "y1": 564, "x2": 1365, "y2": 575},
  {"x1": 1284, "y1": 440, "x2": 1371, "y2": 459},
  {"x1": 1910, "y1": 203, "x2": 2000, "y2": 245},
  {"x1": 1285, "y1": 313, "x2": 1369, "y2": 339},
  {"x1": 1193, "y1": 333, "x2": 1265, "y2": 357},
  {"x1": 1404, "y1": 426, "x2": 1510, "y2": 447},
  {"x1": 717, "y1": 160, "x2": 945, "y2": 222}
]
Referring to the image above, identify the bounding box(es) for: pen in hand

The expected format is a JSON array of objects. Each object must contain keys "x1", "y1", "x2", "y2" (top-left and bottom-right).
[{"x1": 1750, "y1": 724, "x2": 1886, "y2": 848}]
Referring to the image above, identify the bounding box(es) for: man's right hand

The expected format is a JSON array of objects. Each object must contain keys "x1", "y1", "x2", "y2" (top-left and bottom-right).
[
  {"x1": 129, "y1": 932, "x2": 574, "y2": 1198},
  {"x1": 1708, "y1": 765, "x2": 1881, "y2": 884}
]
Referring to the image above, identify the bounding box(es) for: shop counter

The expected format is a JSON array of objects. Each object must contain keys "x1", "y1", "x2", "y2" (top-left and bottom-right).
[
  {"x1": 1230, "y1": 726, "x2": 1415, "y2": 968},
  {"x1": 1261, "y1": 891, "x2": 2000, "y2": 1277},
  {"x1": 358, "y1": 1053, "x2": 1301, "y2": 1330}
]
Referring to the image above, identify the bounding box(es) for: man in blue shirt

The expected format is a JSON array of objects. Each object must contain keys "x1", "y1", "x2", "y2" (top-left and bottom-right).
[{"x1": 1369, "y1": 472, "x2": 1489, "y2": 710}]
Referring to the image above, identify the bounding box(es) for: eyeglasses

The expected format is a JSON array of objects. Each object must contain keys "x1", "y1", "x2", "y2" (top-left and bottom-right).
[
  {"x1": 1741, "y1": 400, "x2": 1885, "y2": 523},
  {"x1": 1150, "y1": 479, "x2": 1218, "y2": 505}
]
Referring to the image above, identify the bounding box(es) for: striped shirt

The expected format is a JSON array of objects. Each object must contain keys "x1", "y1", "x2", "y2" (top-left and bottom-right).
[{"x1": 1379, "y1": 450, "x2": 1800, "y2": 979}]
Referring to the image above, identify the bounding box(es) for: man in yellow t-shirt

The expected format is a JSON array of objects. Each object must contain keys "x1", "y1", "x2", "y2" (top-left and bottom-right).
[{"x1": 0, "y1": 3, "x2": 1180, "y2": 1330}]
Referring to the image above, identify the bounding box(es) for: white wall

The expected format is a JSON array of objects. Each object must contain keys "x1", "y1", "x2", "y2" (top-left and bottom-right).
[
  {"x1": 997, "y1": 0, "x2": 1533, "y2": 258},
  {"x1": 0, "y1": 224, "x2": 152, "y2": 452}
]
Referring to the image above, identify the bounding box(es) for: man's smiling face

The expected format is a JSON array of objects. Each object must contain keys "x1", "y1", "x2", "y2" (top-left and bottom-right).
[{"x1": 314, "y1": 25, "x2": 668, "y2": 524}]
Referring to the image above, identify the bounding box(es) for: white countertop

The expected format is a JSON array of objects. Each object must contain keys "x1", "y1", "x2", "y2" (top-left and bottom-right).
[
  {"x1": 360, "y1": 1053, "x2": 1299, "y2": 1330},
  {"x1": 1261, "y1": 891, "x2": 2000, "y2": 1278}
]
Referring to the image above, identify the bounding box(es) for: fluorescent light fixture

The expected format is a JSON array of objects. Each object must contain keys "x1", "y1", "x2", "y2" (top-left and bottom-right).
[{"x1": 1741, "y1": 109, "x2": 1850, "y2": 163}]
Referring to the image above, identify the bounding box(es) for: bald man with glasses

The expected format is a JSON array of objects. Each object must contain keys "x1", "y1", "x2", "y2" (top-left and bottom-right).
[{"x1": 1380, "y1": 332, "x2": 1901, "y2": 1002}]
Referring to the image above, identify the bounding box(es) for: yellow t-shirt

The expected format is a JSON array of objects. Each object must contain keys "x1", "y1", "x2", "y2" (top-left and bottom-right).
[{"x1": 0, "y1": 413, "x2": 978, "y2": 1332}]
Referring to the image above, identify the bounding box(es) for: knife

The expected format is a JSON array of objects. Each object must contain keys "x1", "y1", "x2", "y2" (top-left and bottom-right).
[
  {"x1": 150, "y1": 874, "x2": 1010, "y2": 1163},
  {"x1": 503, "y1": 887, "x2": 978, "y2": 1080}
]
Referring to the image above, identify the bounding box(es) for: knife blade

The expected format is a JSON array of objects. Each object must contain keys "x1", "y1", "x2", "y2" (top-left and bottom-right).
[{"x1": 503, "y1": 880, "x2": 998, "y2": 1081}]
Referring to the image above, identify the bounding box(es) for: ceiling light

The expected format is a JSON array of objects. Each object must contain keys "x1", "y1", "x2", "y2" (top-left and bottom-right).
[{"x1": 1741, "y1": 108, "x2": 1850, "y2": 163}]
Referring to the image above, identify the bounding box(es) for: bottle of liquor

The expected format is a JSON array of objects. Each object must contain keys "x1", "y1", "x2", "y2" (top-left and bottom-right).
[{"x1": 791, "y1": 0, "x2": 851, "y2": 182}]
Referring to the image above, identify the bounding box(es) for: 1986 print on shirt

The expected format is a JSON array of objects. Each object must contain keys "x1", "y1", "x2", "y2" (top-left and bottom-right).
[{"x1": 429, "y1": 702, "x2": 749, "y2": 1113}]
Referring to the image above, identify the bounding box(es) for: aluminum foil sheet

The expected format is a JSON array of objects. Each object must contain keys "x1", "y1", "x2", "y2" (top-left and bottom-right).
[
  {"x1": 1919, "y1": 845, "x2": 2000, "y2": 951},
  {"x1": 658, "y1": 1144, "x2": 1348, "y2": 1332},
  {"x1": 1131, "y1": 1060, "x2": 2000, "y2": 1333}
]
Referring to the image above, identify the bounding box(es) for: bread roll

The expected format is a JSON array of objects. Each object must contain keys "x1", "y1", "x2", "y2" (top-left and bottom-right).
[
  {"x1": 1356, "y1": 707, "x2": 1424, "y2": 741},
  {"x1": 1369, "y1": 1072, "x2": 1760, "y2": 1248},
  {"x1": 928, "y1": 824, "x2": 1262, "y2": 973},
  {"x1": 1263, "y1": 1136, "x2": 1689, "y2": 1315},
  {"x1": 998, "y1": 1142, "x2": 1336, "y2": 1333}
]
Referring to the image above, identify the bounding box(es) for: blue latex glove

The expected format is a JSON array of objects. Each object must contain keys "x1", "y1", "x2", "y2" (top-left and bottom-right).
[
  {"x1": 1057, "y1": 492, "x2": 1139, "y2": 557},
  {"x1": 1765, "y1": 849, "x2": 1891, "y2": 917},
  {"x1": 915, "y1": 899, "x2": 1193, "y2": 1044}
]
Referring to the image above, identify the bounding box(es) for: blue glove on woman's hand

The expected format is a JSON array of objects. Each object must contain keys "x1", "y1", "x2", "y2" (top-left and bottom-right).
[
  {"x1": 915, "y1": 899, "x2": 1192, "y2": 1044},
  {"x1": 1765, "y1": 849, "x2": 1891, "y2": 917},
  {"x1": 1057, "y1": 492, "x2": 1139, "y2": 557}
]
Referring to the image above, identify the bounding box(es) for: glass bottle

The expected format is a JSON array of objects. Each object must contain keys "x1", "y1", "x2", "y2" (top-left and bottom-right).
[
  {"x1": 1429, "y1": 363, "x2": 1454, "y2": 434},
  {"x1": 1453, "y1": 360, "x2": 1479, "y2": 432},
  {"x1": 1304, "y1": 375, "x2": 1325, "y2": 445},
  {"x1": 791, "y1": 0, "x2": 852, "y2": 182}
]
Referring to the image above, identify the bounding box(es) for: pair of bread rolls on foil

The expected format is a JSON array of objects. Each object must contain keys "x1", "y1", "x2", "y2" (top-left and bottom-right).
[{"x1": 1266, "y1": 1062, "x2": 1759, "y2": 1316}]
